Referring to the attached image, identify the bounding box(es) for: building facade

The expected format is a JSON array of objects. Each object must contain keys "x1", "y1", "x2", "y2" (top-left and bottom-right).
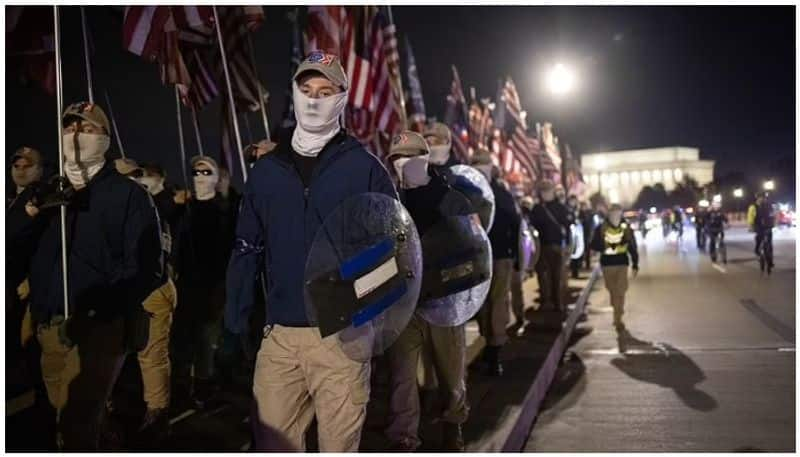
[{"x1": 581, "y1": 146, "x2": 715, "y2": 208}]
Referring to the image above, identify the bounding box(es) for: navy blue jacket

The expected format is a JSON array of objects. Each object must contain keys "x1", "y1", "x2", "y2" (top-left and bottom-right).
[
  {"x1": 27, "y1": 163, "x2": 164, "y2": 324},
  {"x1": 488, "y1": 178, "x2": 521, "y2": 260},
  {"x1": 225, "y1": 131, "x2": 397, "y2": 333}
]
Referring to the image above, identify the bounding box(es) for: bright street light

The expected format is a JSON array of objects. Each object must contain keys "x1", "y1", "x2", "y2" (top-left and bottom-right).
[
  {"x1": 764, "y1": 180, "x2": 775, "y2": 191},
  {"x1": 712, "y1": 194, "x2": 722, "y2": 204},
  {"x1": 733, "y1": 188, "x2": 744, "y2": 198},
  {"x1": 698, "y1": 199, "x2": 710, "y2": 208},
  {"x1": 545, "y1": 63, "x2": 577, "y2": 96}
]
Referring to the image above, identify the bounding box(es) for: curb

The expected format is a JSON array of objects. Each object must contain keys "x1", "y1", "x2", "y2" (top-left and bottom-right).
[{"x1": 500, "y1": 265, "x2": 601, "y2": 451}]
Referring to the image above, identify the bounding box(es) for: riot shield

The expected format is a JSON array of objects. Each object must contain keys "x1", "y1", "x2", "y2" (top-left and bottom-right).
[
  {"x1": 304, "y1": 193, "x2": 423, "y2": 362},
  {"x1": 417, "y1": 213, "x2": 492, "y2": 327},
  {"x1": 447, "y1": 165, "x2": 495, "y2": 232},
  {"x1": 571, "y1": 221, "x2": 585, "y2": 260}
]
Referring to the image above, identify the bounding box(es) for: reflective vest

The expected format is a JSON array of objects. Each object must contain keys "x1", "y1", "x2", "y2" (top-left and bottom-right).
[{"x1": 603, "y1": 222, "x2": 629, "y2": 256}]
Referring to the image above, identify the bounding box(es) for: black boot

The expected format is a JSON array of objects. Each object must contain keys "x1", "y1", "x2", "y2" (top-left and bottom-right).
[
  {"x1": 484, "y1": 345, "x2": 503, "y2": 377},
  {"x1": 442, "y1": 422, "x2": 465, "y2": 452},
  {"x1": 133, "y1": 408, "x2": 170, "y2": 449}
]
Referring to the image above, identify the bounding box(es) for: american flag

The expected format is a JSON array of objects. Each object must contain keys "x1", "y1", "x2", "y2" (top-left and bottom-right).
[
  {"x1": 444, "y1": 64, "x2": 470, "y2": 163},
  {"x1": 541, "y1": 122, "x2": 562, "y2": 170},
  {"x1": 279, "y1": 8, "x2": 304, "y2": 134},
  {"x1": 217, "y1": 6, "x2": 266, "y2": 174},
  {"x1": 7, "y1": 6, "x2": 56, "y2": 95},
  {"x1": 562, "y1": 142, "x2": 586, "y2": 198},
  {"x1": 124, "y1": 6, "x2": 265, "y2": 176},
  {"x1": 496, "y1": 77, "x2": 539, "y2": 181},
  {"x1": 305, "y1": 6, "x2": 403, "y2": 159},
  {"x1": 404, "y1": 35, "x2": 426, "y2": 131}
]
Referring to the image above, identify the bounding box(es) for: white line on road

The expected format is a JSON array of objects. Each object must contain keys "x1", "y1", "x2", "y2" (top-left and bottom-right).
[
  {"x1": 169, "y1": 409, "x2": 196, "y2": 425},
  {"x1": 778, "y1": 347, "x2": 796, "y2": 352},
  {"x1": 711, "y1": 263, "x2": 727, "y2": 274}
]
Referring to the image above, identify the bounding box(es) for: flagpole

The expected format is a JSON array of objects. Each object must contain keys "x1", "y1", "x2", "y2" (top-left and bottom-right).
[
  {"x1": 80, "y1": 7, "x2": 94, "y2": 103},
  {"x1": 385, "y1": 6, "x2": 408, "y2": 129},
  {"x1": 103, "y1": 90, "x2": 126, "y2": 158},
  {"x1": 246, "y1": 33, "x2": 271, "y2": 142},
  {"x1": 190, "y1": 107, "x2": 205, "y2": 157},
  {"x1": 242, "y1": 114, "x2": 254, "y2": 145},
  {"x1": 213, "y1": 6, "x2": 248, "y2": 182},
  {"x1": 54, "y1": 6, "x2": 69, "y2": 319},
  {"x1": 174, "y1": 86, "x2": 190, "y2": 192}
]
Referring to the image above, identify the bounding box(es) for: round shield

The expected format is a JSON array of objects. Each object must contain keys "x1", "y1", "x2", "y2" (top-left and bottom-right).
[
  {"x1": 447, "y1": 165, "x2": 495, "y2": 232},
  {"x1": 417, "y1": 214, "x2": 493, "y2": 327},
  {"x1": 518, "y1": 218, "x2": 535, "y2": 272},
  {"x1": 304, "y1": 193, "x2": 423, "y2": 362},
  {"x1": 570, "y1": 222, "x2": 585, "y2": 260}
]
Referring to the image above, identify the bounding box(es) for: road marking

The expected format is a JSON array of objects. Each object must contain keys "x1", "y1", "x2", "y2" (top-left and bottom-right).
[
  {"x1": 584, "y1": 345, "x2": 796, "y2": 355},
  {"x1": 711, "y1": 263, "x2": 727, "y2": 274},
  {"x1": 778, "y1": 347, "x2": 796, "y2": 352},
  {"x1": 169, "y1": 409, "x2": 196, "y2": 425},
  {"x1": 740, "y1": 299, "x2": 796, "y2": 344}
]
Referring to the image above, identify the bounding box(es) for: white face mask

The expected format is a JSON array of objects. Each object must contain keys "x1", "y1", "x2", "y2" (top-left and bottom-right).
[
  {"x1": 474, "y1": 164, "x2": 493, "y2": 181},
  {"x1": 541, "y1": 190, "x2": 555, "y2": 202},
  {"x1": 428, "y1": 144, "x2": 451, "y2": 166},
  {"x1": 291, "y1": 82, "x2": 348, "y2": 157},
  {"x1": 139, "y1": 176, "x2": 165, "y2": 196},
  {"x1": 62, "y1": 132, "x2": 110, "y2": 187},
  {"x1": 393, "y1": 155, "x2": 431, "y2": 189},
  {"x1": 193, "y1": 172, "x2": 218, "y2": 201},
  {"x1": 608, "y1": 212, "x2": 623, "y2": 226}
]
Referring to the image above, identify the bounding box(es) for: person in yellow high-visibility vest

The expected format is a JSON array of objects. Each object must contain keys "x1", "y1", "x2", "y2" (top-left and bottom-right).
[{"x1": 590, "y1": 204, "x2": 640, "y2": 331}]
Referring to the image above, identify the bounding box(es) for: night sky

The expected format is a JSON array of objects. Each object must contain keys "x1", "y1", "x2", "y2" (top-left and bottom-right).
[{"x1": 5, "y1": 6, "x2": 796, "y2": 199}]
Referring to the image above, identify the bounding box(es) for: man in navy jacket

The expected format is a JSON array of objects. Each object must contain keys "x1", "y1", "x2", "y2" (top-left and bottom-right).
[
  {"x1": 24, "y1": 102, "x2": 163, "y2": 449},
  {"x1": 225, "y1": 52, "x2": 396, "y2": 452}
]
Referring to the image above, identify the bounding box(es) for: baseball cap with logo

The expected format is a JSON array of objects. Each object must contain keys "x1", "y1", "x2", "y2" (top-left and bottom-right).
[
  {"x1": 12, "y1": 146, "x2": 42, "y2": 166},
  {"x1": 423, "y1": 122, "x2": 452, "y2": 144},
  {"x1": 293, "y1": 51, "x2": 349, "y2": 91},
  {"x1": 62, "y1": 101, "x2": 110, "y2": 133},
  {"x1": 114, "y1": 157, "x2": 142, "y2": 177},
  {"x1": 387, "y1": 131, "x2": 430, "y2": 162},
  {"x1": 470, "y1": 148, "x2": 493, "y2": 166}
]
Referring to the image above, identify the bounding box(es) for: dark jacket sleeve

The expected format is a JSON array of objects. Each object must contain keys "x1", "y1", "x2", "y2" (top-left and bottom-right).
[
  {"x1": 225, "y1": 182, "x2": 264, "y2": 334},
  {"x1": 509, "y1": 197, "x2": 521, "y2": 259},
  {"x1": 626, "y1": 226, "x2": 639, "y2": 269},
  {"x1": 115, "y1": 187, "x2": 164, "y2": 312},
  {"x1": 590, "y1": 225, "x2": 605, "y2": 253},
  {"x1": 6, "y1": 197, "x2": 50, "y2": 288}
]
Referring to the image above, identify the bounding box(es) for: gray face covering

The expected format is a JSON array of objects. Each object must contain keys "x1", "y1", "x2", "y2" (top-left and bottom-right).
[{"x1": 608, "y1": 211, "x2": 623, "y2": 226}]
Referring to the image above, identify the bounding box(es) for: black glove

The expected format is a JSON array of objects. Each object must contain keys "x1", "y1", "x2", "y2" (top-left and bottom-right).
[{"x1": 218, "y1": 328, "x2": 243, "y2": 362}]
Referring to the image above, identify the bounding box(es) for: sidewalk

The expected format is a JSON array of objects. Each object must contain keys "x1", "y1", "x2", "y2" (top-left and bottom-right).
[{"x1": 360, "y1": 268, "x2": 601, "y2": 451}]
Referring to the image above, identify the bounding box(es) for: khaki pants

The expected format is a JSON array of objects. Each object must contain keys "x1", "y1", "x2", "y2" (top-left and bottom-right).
[
  {"x1": 478, "y1": 258, "x2": 513, "y2": 347},
  {"x1": 37, "y1": 317, "x2": 127, "y2": 450},
  {"x1": 536, "y1": 244, "x2": 565, "y2": 310},
  {"x1": 251, "y1": 325, "x2": 370, "y2": 452},
  {"x1": 510, "y1": 268, "x2": 525, "y2": 322},
  {"x1": 386, "y1": 314, "x2": 468, "y2": 447},
  {"x1": 602, "y1": 265, "x2": 629, "y2": 326},
  {"x1": 138, "y1": 279, "x2": 177, "y2": 410}
]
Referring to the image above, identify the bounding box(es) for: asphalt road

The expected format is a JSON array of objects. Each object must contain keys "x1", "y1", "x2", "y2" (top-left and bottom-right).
[{"x1": 525, "y1": 224, "x2": 796, "y2": 452}]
